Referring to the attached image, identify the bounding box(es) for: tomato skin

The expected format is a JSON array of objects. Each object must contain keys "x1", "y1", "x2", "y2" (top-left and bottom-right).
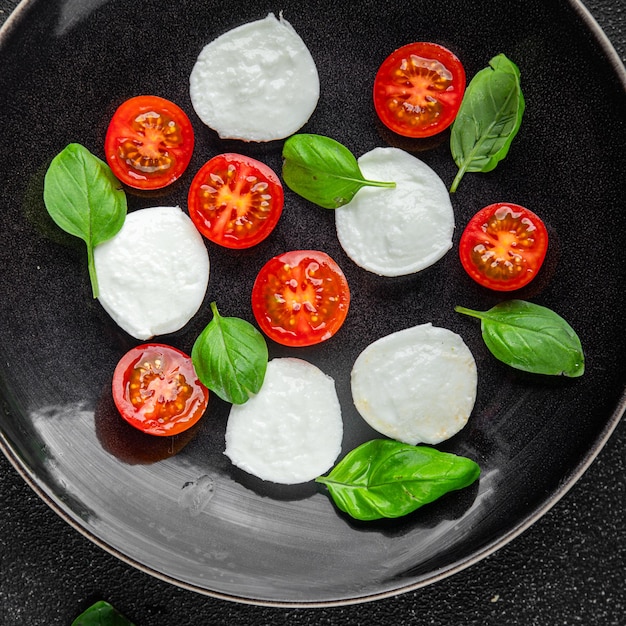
[
  {"x1": 459, "y1": 203, "x2": 549, "y2": 291},
  {"x1": 104, "y1": 95, "x2": 195, "y2": 190},
  {"x1": 188, "y1": 153, "x2": 284, "y2": 249},
  {"x1": 112, "y1": 344, "x2": 208, "y2": 436},
  {"x1": 251, "y1": 250, "x2": 351, "y2": 347},
  {"x1": 373, "y1": 42, "x2": 466, "y2": 138}
]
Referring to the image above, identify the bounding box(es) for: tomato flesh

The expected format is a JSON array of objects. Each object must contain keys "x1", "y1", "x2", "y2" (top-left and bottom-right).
[
  {"x1": 459, "y1": 203, "x2": 549, "y2": 291},
  {"x1": 251, "y1": 250, "x2": 350, "y2": 347},
  {"x1": 112, "y1": 344, "x2": 208, "y2": 436},
  {"x1": 105, "y1": 95, "x2": 194, "y2": 190},
  {"x1": 188, "y1": 153, "x2": 284, "y2": 249},
  {"x1": 373, "y1": 42, "x2": 465, "y2": 138}
]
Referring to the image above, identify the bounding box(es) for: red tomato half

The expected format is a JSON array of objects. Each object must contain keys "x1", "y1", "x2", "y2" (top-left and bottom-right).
[
  {"x1": 373, "y1": 42, "x2": 466, "y2": 138},
  {"x1": 251, "y1": 250, "x2": 350, "y2": 347},
  {"x1": 459, "y1": 203, "x2": 549, "y2": 291},
  {"x1": 188, "y1": 153, "x2": 284, "y2": 249},
  {"x1": 104, "y1": 95, "x2": 195, "y2": 190},
  {"x1": 112, "y1": 344, "x2": 208, "y2": 436}
]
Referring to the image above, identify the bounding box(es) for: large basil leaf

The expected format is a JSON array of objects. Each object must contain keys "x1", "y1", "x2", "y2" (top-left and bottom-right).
[
  {"x1": 316, "y1": 439, "x2": 480, "y2": 521},
  {"x1": 450, "y1": 54, "x2": 525, "y2": 192},
  {"x1": 192, "y1": 302, "x2": 268, "y2": 404},
  {"x1": 43, "y1": 143, "x2": 127, "y2": 298},
  {"x1": 72, "y1": 600, "x2": 134, "y2": 625},
  {"x1": 455, "y1": 300, "x2": 584, "y2": 377},
  {"x1": 282, "y1": 134, "x2": 395, "y2": 209}
]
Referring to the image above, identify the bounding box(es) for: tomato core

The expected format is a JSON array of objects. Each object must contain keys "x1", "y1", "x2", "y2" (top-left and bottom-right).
[
  {"x1": 459, "y1": 203, "x2": 549, "y2": 291},
  {"x1": 126, "y1": 355, "x2": 194, "y2": 420},
  {"x1": 122, "y1": 111, "x2": 180, "y2": 174},
  {"x1": 251, "y1": 250, "x2": 350, "y2": 347}
]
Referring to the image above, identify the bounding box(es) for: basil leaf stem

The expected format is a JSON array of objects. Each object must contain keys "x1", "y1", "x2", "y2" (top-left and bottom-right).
[
  {"x1": 191, "y1": 302, "x2": 269, "y2": 405},
  {"x1": 316, "y1": 439, "x2": 480, "y2": 521},
  {"x1": 282, "y1": 134, "x2": 395, "y2": 209},
  {"x1": 43, "y1": 143, "x2": 127, "y2": 298},
  {"x1": 450, "y1": 54, "x2": 525, "y2": 192},
  {"x1": 455, "y1": 300, "x2": 584, "y2": 377}
]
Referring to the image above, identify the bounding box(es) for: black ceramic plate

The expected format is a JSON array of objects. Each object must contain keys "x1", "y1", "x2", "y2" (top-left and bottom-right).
[{"x1": 1, "y1": 0, "x2": 624, "y2": 607}]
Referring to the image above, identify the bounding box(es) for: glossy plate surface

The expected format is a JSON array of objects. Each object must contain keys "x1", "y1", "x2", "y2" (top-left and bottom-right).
[{"x1": 0, "y1": 0, "x2": 624, "y2": 606}]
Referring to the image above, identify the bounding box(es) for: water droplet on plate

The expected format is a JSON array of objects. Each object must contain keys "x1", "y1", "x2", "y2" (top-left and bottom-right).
[{"x1": 178, "y1": 474, "x2": 216, "y2": 516}]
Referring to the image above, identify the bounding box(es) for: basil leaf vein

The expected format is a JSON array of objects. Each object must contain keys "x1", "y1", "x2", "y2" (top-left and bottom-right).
[
  {"x1": 191, "y1": 302, "x2": 268, "y2": 404},
  {"x1": 282, "y1": 134, "x2": 395, "y2": 209},
  {"x1": 43, "y1": 143, "x2": 127, "y2": 298},
  {"x1": 455, "y1": 300, "x2": 584, "y2": 377},
  {"x1": 450, "y1": 54, "x2": 525, "y2": 192},
  {"x1": 316, "y1": 439, "x2": 480, "y2": 521}
]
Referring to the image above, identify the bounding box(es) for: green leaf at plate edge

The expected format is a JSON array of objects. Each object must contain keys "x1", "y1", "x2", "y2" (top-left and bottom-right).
[{"x1": 71, "y1": 600, "x2": 135, "y2": 626}]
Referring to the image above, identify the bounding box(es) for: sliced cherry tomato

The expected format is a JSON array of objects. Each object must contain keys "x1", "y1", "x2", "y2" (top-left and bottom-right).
[
  {"x1": 251, "y1": 250, "x2": 350, "y2": 347},
  {"x1": 459, "y1": 203, "x2": 549, "y2": 291},
  {"x1": 112, "y1": 344, "x2": 208, "y2": 436},
  {"x1": 104, "y1": 95, "x2": 194, "y2": 190},
  {"x1": 188, "y1": 153, "x2": 284, "y2": 249},
  {"x1": 373, "y1": 42, "x2": 466, "y2": 138}
]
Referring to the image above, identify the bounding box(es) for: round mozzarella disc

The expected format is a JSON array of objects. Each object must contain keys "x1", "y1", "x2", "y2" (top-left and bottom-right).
[
  {"x1": 94, "y1": 206, "x2": 210, "y2": 340},
  {"x1": 351, "y1": 324, "x2": 477, "y2": 445},
  {"x1": 189, "y1": 13, "x2": 320, "y2": 142},
  {"x1": 335, "y1": 147, "x2": 454, "y2": 276},
  {"x1": 225, "y1": 358, "x2": 343, "y2": 484}
]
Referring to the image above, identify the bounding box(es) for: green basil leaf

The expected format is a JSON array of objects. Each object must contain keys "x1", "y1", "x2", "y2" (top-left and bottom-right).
[
  {"x1": 455, "y1": 300, "x2": 584, "y2": 377},
  {"x1": 191, "y1": 302, "x2": 268, "y2": 404},
  {"x1": 316, "y1": 439, "x2": 480, "y2": 521},
  {"x1": 450, "y1": 54, "x2": 525, "y2": 192},
  {"x1": 43, "y1": 143, "x2": 127, "y2": 298},
  {"x1": 282, "y1": 134, "x2": 395, "y2": 209},
  {"x1": 72, "y1": 600, "x2": 135, "y2": 626}
]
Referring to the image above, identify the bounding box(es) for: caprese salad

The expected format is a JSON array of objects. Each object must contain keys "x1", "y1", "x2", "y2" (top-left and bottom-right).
[{"x1": 41, "y1": 12, "x2": 584, "y2": 521}]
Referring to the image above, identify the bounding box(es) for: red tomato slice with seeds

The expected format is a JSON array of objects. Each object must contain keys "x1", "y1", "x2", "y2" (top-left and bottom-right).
[
  {"x1": 112, "y1": 344, "x2": 208, "y2": 436},
  {"x1": 373, "y1": 42, "x2": 466, "y2": 138},
  {"x1": 188, "y1": 153, "x2": 284, "y2": 249},
  {"x1": 459, "y1": 203, "x2": 549, "y2": 291},
  {"x1": 104, "y1": 95, "x2": 194, "y2": 190},
  {"x1": 251, "y1": 250, "x2": 350, "y2": 347}
]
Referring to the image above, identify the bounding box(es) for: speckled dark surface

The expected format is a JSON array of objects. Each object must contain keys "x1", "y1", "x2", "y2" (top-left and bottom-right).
[{"x1": 1, "y1": 0, "x2": 625, "y2": 623}]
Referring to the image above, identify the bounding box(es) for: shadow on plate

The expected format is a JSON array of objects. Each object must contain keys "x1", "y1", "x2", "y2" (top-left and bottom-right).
[{"x1": 94, "y1": 390, "x2": 202, "y2": 465}]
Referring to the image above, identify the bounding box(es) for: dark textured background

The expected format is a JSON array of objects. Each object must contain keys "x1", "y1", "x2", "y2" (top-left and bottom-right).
[{"x1": 0, "y1": 0, "x2": 624, "y2": 624}]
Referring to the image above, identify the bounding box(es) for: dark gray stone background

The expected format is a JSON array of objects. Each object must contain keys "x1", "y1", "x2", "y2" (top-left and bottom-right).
[{"x1": 0, "y1": 1, "x2": 624, "y2": 624}]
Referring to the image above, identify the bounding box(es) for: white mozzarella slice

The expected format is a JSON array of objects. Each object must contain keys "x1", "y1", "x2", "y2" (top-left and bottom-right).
[
  {"x1": 351, "y1": 324, "x2": 477, "y2": 445},
  {"x1": 189, "y1": 13, "x2": 320, "y2": 142},
  {"x1": 225, "y1": 358, "x2": 343, "y2": 484},
  {"x1": 335, "y1": 147, "x2": 454, "y2": 276},
  {"x1": 94, "y1": 206, "x2": 209, "y2": 340}
]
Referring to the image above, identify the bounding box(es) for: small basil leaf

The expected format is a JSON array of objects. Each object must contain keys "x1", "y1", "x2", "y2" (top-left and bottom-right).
[
  {"x1": 450, "y1": 54, "x2": 525, "y2": 192},
  {"x1": 43, "y1": 143, "x2": 127, "y2": 298},
  {"x1": 282, "y1": 134, "x2": 395, "y2": 209},
  {"x1": 192, "y1": 302, "x2": 268, "y2": 404},
  {"x1": 455, "y1": 300, "x2": 584, "y2": 377},
  {"x1": 72, "y1": 600, "x2": 135, "y2": 626},
  {"x1": 316, "y1": 439, "x2": 480, "y2": 521}
]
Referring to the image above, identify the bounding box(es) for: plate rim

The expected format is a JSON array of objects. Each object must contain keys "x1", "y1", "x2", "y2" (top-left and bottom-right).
[{"x1": 0, "y1": 0, "x2": 625, "y2": 608}]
